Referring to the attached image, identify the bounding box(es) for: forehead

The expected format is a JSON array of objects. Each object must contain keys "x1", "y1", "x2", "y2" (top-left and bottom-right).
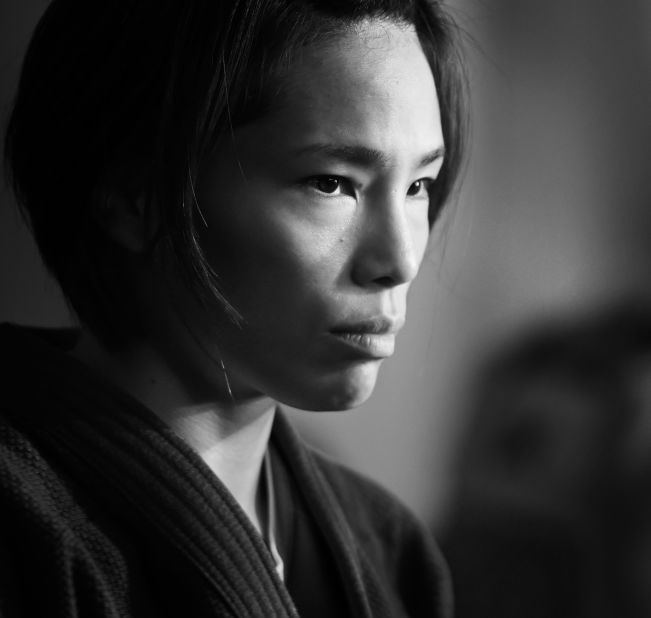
[{"x1": 239, "y1": 20, "x2": 443, "y2": 159}]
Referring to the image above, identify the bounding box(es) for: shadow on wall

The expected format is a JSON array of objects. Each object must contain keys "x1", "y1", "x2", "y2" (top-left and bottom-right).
[{"x1": 440, "y1": 300, "x2": 651, "y2": 618}]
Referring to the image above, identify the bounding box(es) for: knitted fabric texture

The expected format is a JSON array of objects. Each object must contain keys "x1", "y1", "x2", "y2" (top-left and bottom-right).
[{"x1": 0, "y1": 324, "x2": 452, "y2": 617}]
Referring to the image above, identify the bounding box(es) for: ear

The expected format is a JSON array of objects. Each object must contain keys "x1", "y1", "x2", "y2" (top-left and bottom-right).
[{"x1": 95, "y1": 191, "x2": 157, "y2": 254}]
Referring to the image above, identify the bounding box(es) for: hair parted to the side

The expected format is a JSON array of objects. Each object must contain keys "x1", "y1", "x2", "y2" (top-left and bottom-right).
[{"x1": 4, "y1": 0, "x2": 468, "y2": 344}]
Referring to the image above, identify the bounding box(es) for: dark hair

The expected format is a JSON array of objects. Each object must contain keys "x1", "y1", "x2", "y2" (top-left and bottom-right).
[{"x1": 5, "y1": 0, "x2": 468, "y2": 342}]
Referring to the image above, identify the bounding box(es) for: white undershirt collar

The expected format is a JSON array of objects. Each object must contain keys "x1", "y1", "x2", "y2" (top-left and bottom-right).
[{"x1": 263, "y1": 449, "x2": 285, "y2": 581}]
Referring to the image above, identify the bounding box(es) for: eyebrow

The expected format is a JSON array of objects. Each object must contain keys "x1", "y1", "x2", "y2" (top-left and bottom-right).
[{"x1": 292, "y1": 143, "x2": 445, "y2": 168}]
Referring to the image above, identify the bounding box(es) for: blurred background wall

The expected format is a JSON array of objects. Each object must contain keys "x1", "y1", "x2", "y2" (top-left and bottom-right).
[{"x1": 2, "y1": 4, "x2": 651, "y2": 600}]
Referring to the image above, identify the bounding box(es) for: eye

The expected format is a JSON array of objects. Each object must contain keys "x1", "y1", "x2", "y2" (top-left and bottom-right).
[
  {"x1": 406, "y1": 178, "x2": 433, "y2": 198},
  {"x1": 306, "y1": 176, "x2": 354, "y2": 197}
]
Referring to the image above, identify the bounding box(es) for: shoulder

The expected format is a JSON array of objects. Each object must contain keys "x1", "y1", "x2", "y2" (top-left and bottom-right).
[
  {"x1": 0, "y1": 412, "x2": 98, "y2": 547},
  {"x1": 0, "y1": 414, "x2": 79, "y2": 612},
  {"x1": 0, "y1": 410, "x2": 143, "y2": 617},
  {"x1": 0, "y1": 412, "x2": 63, "y2": 509},
  {"x1": 307, "y1": 447, "x2": 453, "y2": 617},
  {"x1": 310, "y1": 448, "x2": 414, "y2": 528},
  {"x1": 309, "y1": 448, "x2": 436, "y2": 550},
  {"x1": 273, "y1": 412, "x2": 449, "y2": 574}
]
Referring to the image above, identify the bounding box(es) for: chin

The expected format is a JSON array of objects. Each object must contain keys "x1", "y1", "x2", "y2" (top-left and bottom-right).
[{"x1": 280, "y1": 361, "x2": 382, "y2": 412}]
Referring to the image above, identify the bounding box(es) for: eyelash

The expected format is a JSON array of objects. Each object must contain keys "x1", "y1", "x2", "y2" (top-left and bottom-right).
[
  {"x1": 304, "y1": 176, "x2": 434, "y2": 199},
  {"x1": 305, "y1": 176, "x2": 355, "y2": 197},
  {"x1": 406, "y1": 178, "x2": 433, "y2": 198}
]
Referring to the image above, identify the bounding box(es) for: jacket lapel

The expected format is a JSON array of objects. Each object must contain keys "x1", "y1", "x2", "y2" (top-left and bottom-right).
[
  {"x1": 272, "y1": 412, "x2": 394, "y2": 618},
  {"x1": 4, "y1": 329, "x2": 298, "y2": 618}
]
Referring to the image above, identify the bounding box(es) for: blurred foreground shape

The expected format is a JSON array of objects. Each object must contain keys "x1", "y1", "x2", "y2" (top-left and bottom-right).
[{"x1": 441, "y1": 302, "x2": 651, "y2": 618}]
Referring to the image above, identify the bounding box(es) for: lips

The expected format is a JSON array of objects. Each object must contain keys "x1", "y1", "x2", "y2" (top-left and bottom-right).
[
  {"x1": 328, "y1": 316, "x2": 404, "y2": 358},
  {"x1": 329, "y1": 316, "x2": 404, "y2": 336}
]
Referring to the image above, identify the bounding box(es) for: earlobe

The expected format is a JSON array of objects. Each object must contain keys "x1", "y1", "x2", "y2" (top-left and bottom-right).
[{"x1": 95, "y1": 192, "x2": 155, "y2": 254}]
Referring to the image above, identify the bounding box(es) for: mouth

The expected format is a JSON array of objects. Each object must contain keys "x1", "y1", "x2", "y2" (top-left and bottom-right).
[{"x1": 328, "y1": 317, "x2": 404, "y2": 359}]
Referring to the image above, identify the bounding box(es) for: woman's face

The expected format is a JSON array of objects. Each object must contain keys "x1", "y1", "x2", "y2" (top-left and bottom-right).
[{"x1": 194, "y1": 20, "x2": 444, "y2": 410}]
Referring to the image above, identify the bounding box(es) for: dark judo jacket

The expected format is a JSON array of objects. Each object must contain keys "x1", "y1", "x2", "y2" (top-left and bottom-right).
[{"x1": 0, "y1": 324, "x2": 452, "y2": 617}]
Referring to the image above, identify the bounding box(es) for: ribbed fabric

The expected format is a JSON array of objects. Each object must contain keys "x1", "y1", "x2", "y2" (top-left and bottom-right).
[{"x1": 0, "y1": 324, "x2": 453, "y2": 617}]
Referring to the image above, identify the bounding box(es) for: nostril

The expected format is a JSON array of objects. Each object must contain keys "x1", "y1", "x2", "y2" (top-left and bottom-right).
[{"x1": 372, "y1": 275, "x2": 399, "y2": 288}]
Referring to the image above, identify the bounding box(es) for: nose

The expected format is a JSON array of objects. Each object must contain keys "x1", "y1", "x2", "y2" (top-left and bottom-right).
[{"x1": 350, "y1": 194, "x2": 425, "y2": 289}]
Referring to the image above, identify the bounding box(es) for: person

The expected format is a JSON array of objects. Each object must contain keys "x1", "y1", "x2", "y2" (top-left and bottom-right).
[{"x1": 0, "y1": 0, "x2": 467, "y2": 616}]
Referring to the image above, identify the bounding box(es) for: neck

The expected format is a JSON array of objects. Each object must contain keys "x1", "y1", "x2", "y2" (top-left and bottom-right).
[
  {"x1": 71, "y1": 331, "x2": 276, "y2": 533},
  {"x1": 163, "y1": 399, "x2": 276, "y2": 533}
]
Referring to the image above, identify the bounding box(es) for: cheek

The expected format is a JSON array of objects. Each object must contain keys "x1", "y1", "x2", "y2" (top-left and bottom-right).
[
  {"x1": 409, "y1": 207, "x2": 432, "y2": 268},
  {"x1": 416, "y1": 224, "x2": 431, "y2": 266},
  {"x1": 198, "y1": 197, "x2": 352, "y2": 319}
]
